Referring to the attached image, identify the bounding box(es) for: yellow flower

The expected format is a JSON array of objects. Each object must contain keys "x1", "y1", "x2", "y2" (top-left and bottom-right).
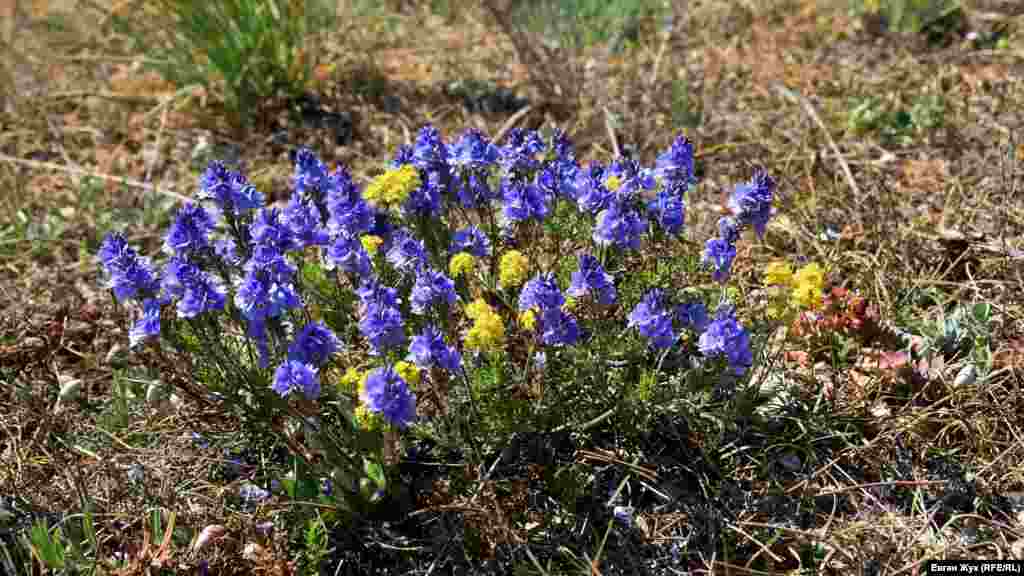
[
  {"x1": 763, "y1": 261, "x2": 794, "y2": 286},
  {"x1": 464, "y1": 298, "x2": 505, "y2": 351},
  {"x1": 340, "y1": 367, "x2": 364, "y2": 394},
  {"x1": 354, "y1": 405, "x2": 382, "y2": 430},
  {"x1": 791, "y1": 263, "x2": 826, "y2": 309},
  {"x1": 464, "y1": 297, "x2": 494, "y2": 321},
  {"x1": 498, "y1": 250, "x2": 529, "y2": 288},
  {"x1": 363, "y1": 164, "x2": 421, "y2": 207},
  {"x1": 518, "y1": 309, "x2": 537, "y2": 331},
  {"x1": 360, "y1": 235, "x2": 384, "y2": 256},
  {"x1": 604, "y1": 174, "x2": 623, "y2": 192},
  {"x1": 394, "y1": 361, "x2": 421, "y2": 390},
  {"x1": 449, "y1": 252, "x2": 476, "y2": 278}
]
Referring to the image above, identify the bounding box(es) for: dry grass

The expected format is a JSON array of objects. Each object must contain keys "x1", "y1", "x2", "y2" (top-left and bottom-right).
[{"x1": 1, "y1": 0, "x2": 1023, "y2": 573}]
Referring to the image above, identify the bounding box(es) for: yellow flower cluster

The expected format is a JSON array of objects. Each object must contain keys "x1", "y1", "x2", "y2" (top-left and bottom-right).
[
  {"x1": 363, "y1": 164, "x2": 421, "y2": 207},
  {"x1": 763, "y1": 261, "x2": 794, "y2": 286},
  {"x1": 449, "y1": 252, "x2": 476, "y2": 278},
  {"x1": 791, "y1": 263, "x2": 826, "y2": 309},
  {"x1": 604, "y1": 174, "x2": 623, "y2": 192},
  {"x1": 340, "y1": 367, "x2": 367, "y2": 394},
  {"x1": 518, "y1": 309, "x2": 537, "y2": 331},
  {"x1": 360, "y1": 235, "x2": 384, "y2": 256},
  {"x1": 763, "y1": 260, "x2": 826, "y2": 311},
  {"x1": 498, "y1": 250, "x2": 529, "y2": 288},
  {"x1": 464, "y1": 298, "x2": 505, "y2": 351},
  {"x1": 340, "y1": 367, "x2": 380, "y2": 429},
  {"x1": 394, "y1": 361, "x2": 421, "y2": 390},
  {"x1": 354, "y1": 404, "x2": 383, "y2": 430}
]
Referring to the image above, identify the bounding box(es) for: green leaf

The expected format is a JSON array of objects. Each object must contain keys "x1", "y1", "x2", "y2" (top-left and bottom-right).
[
  {"x1": 29, "y1": 520, "x2": 65, "y2": 570},
  {"x1": 363, "y1": 459, "x2": 386, "y2": 490},
  {"x1": 972, "y1": 302, "x2": 991, "y2": 326}
]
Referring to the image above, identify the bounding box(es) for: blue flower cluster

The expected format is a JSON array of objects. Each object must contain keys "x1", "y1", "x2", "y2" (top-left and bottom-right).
[
  {"x1": 98, "y1": 124, "x2": 771, "y2": 430},
  {"x1": 519, "y1": 272, "x2": 579, "y2": 346},
  {"x1": 626, "y1": 287, "x2": 750, "y2": 374},
  {"x1": 361, "y1": 366, "x2": 417, "y2": 428},
  {"x1": 702, "y1": 169, "x2": 776, "y2": 283},
  {"x1": 567, "y1": 254, "x2": 616, "y2": 305},
  {"x1": 409, "y1": 325, "x2": 462, "y2": 374},
  {"x1": 698, "y1": 305, "x2": 753, "y2": 375}
]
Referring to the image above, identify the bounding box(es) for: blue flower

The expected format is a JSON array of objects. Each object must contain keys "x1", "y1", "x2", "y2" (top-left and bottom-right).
[
  {"x1": 325, "y1": 233, "x2": 372, "y2": 277},
  {"x1": 367, "y1": 209, "x2": 394, "y2": 248},
  {"x1": 409, "y1": 325, "x2": 462, "y2": 373},
  {"x1": 391, "y1": 144, "x2": 414, "y2": 167},
  {"x1": 698, "y1": 306, "x2": 752, "y2": 375},
  {"x1": 539, "y1": 307, "x2": 579, "y2": 346},
  {"x1": 550, "y1": 128, "x2": 576, "y2": 163},
  {"x1": 540, "y1": 129, "x2": 580, "y2": 200},
  {"x1": 450, "y1": 226, "x2": 491, "y2": 257},
  {"x1": 251, "y1": 207, "x2": 299, "y2": 254},
  {"x1": 272, "y1": 360, "x2": 321, "y2": 400},
  {"x1": 646, "y1": 188, "x2": 686, "y2": 235},
  {"x1": 606, "y1": 158, "x2": 656, "y2": 200},
  {"x1": 454, "y1": 172, "x2": 497, "y2": 209},
  {"x1": 234, "y1": 256, "x2": 301, "y2": 322},
  {"x1": 410, "y1": 267, "x2": 457, "y2": 314},
  {"x1": 448, "y1": 128, "x2": 499, "y2": 170},
  {"x1": 356, "y1": 277, "x2": 400, "y2": 309},
  {"x1": 326, "y1": 166, "x2": 373, "y2": 237},
  {"x1": 701, "y1": 237, "x2": 736, "y2": 283},
  {"x1": 717, "y1": 216, "x2": 740, "y2": 245},
  {"x1": 567, "y1": 253, "x2": 616, "y2": 305},
  {"x1": 498, "y1": 128, "x2": 545, "y2": 176},
  {"x1": 411, "y1": 125, "x2": 450, "y2": 177},
  {"x1": 613, "y1": 506, "x2": 634, "y2": 528},
  {"x1": 293, "y1": 148, "x2": 329, "y2": 197},
  {"x1": 676, "y1": 301, "x2": 709, "y2": 332},
  {"x1": 214, "y1": 237, "x2": 241, "y2": 266},
  {"x1": 628, "y1": 289, "x2": 676, "y2": 349},
  {"x1": 655, "y1": 134, "x2": 696, "y2": 189},
  {"x1": 129, "y1": 297, "x2": 163, "y2": 347},
  {"x1": 199, "y1": 161, "x2": 263, "y2": 213},
  {"x1": 573, "y1": 163, "x2": 612, "y2": 213},
  {"x1": 519, "y1": 273, "x2": 565, "y2": 312},
  {"x1": 593, "y1": 203, "x2": 647, "y2": 251},
  {"x1": 99, "y1": 232, "x2": 159, "y2": 301},
  {"x1": 501, "y1": 178, "x2": 549, "y2": 222},
  {"x1": 402, "y1": 169, "x2": 443, "y2": 217},
  {"x1": 283, "y1": 192, "x2": 329, "y2": 248},
  {"x1": 359, "y1": 303, "x2": 406, "y2": 355},
  {"x1": 361, "y1": 366, "x2": 417, "y2": 428},
  {"x1": 288, "y1": 321, "x2": 340, "y2": 366},
  {"x1": 161, "y1": 257, "x2": 226, "y2": 318},
  {"x1": 727, "y1": 169, "x2": 776, "y2": 238},
  {"x1": 163, "y1": 202, "x2": 218, "y2": 257},
  {"x1": 239, "y1": 483, "x2": 270, "y2": 504},
  {"x1": 385, "y1": 229, "x2": 427, "y2": 273}
]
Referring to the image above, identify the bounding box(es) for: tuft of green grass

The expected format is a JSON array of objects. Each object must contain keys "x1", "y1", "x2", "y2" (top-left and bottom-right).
[{"x1": 109, "y1": 0, "x2": 337, "y2": 134}]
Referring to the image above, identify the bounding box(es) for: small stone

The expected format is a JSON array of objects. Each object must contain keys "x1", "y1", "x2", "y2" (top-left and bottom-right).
[
  {"x1": 953, "y1": 363, "x2": 977, "y2": 387},
  {"x1": 106, "y1": 344, "x2": 127, "y2": 365},
  {"x1": 192, "y1": 525, "x2": 226, "y2": 552},
  {"x1": 59, "y1": 378, "x2": 83, "y2": 402},
  {"x1": 779, "y1": 452, "x2": 802, "y2": 472},
  {"x1": 242, "y1": 542, "x2": 265, "y2": 562},
  {"x1": 23, "y1": 337, "x2": 44, "y2": 349},
  {"x1": 145, "y1": 381, "x2": 167, "y2": 404}
]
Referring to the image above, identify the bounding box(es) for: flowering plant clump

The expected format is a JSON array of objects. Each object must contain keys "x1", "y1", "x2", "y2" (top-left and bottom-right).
[{"x1": 97, "y1": 124, "x2": 778, "y2": 509}]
